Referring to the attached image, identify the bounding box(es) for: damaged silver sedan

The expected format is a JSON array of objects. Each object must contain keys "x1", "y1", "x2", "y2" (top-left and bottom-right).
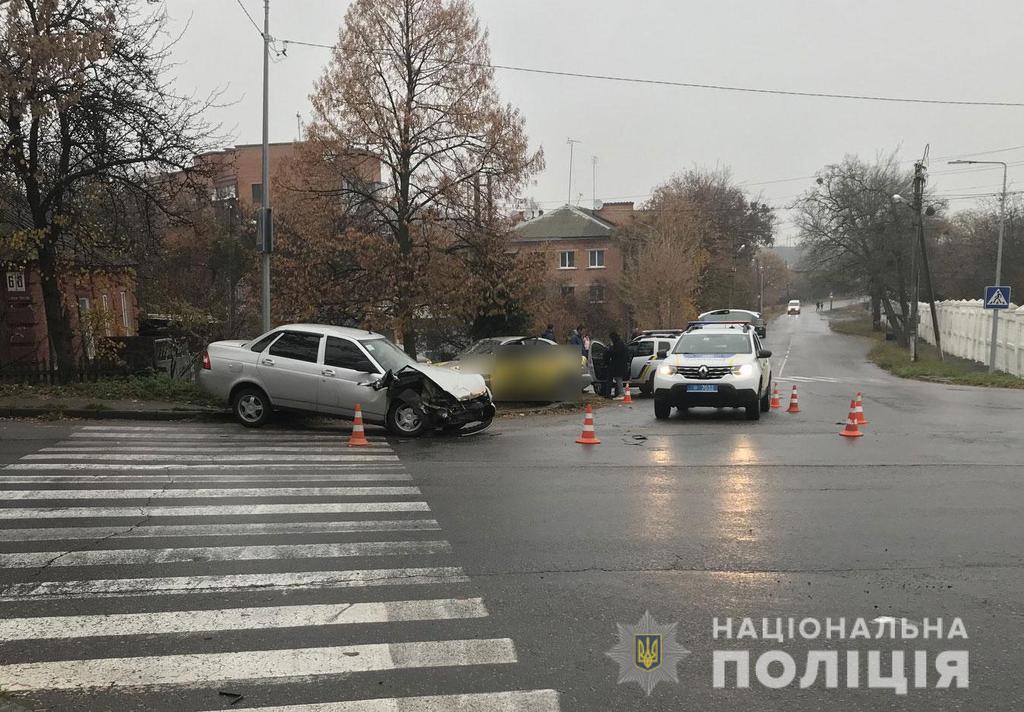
[{"x1": 198, "y1": 324, "x2": 495, "y2": 436}]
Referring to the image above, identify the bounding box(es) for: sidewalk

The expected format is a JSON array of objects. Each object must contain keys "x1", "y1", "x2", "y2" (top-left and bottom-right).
[{"x1": 0, "y1": 395, "x2": 225, "y2": 421}]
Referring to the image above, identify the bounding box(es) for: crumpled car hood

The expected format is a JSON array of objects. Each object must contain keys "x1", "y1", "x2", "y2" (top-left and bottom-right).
[{"x1": 407, "y1": 363, "x2": 489, "y2": 401}]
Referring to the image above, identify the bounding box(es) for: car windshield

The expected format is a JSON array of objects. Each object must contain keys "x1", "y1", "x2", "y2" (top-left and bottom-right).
[
  {"x1": 458, "y1": 338, "x2": 504, "y2": 358},
  {"x1": 674, "y1": 332, "x2": 752, "y2": 355},
  {"x1": 701, "y1": 312, "x2": 754, "y2": 323},
  {"x1": 359, "y1": 338, "x2": 417, "y2": 372}
]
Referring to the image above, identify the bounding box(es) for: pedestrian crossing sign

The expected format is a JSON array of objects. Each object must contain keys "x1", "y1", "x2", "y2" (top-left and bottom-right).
[{"x1": 984, "y1": 286, "x2": 1011, "y2": 309}]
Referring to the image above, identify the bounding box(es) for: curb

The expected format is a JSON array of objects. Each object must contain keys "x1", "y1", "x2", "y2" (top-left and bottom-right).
[{"x1": 0, "y1": 407, "x2": 228, "y2": 422}]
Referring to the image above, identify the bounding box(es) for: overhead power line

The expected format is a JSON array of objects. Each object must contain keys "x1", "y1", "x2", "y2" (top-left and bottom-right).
[
  {"x1": 233, "y1": 0, "x2": 264, "y2": 38},
  {"x1": 275, "y1": 37, "x2": 1024, "y2": 108}
]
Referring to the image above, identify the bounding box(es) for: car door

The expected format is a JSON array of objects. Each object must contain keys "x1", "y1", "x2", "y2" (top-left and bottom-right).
[
  {"x1": 628, "y1": 339, "x2": 655, "y2": 380},
  {"x1": 318, "y1": 336, "x2": 386, "y2": 418},
  {"x1": 256, "y1": 331, "x2": 323, "y2": 409},
  {"x1": 752, "y1": 334, "x2": 771, "y2": 392}
]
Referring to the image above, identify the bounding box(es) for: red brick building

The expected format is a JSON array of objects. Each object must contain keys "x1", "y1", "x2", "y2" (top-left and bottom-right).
[
  {"x1": 511, "y1": 202, "x2": 635, "y2": 335},
  {"x1": 1, "y1": 263, "x2": 138, "y2": 365}
]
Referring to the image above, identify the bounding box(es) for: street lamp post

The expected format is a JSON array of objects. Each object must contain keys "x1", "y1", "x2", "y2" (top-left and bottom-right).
[
  {"x1": 948, "y1": 160, "x2": 1007, "y2": 373},
  {"x1": 258, "y1": 0, "x2": 273, "y2": 333}
]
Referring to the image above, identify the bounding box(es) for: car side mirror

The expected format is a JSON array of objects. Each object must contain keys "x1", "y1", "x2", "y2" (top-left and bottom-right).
[
  {"x1": 656, "y1": 350, "x2": 668, "y2": 359},
  {"x1": 757, "y1": 349, "x2": 772, "y2": 359}
]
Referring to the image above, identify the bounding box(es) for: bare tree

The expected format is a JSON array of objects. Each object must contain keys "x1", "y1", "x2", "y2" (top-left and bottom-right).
[
  {"x1": 307, "y1": 0, "x2": 542, "y2": 356},
  {"x1": 0, "y1": 0, "x2": 216, "y2": 375}
]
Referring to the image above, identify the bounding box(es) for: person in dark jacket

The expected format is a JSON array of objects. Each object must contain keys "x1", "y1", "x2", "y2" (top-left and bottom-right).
[
  {"x1": 605, "y1": 331, "x2": 630, "y2": 398},
  {"x1": 541, "y1": 323, "x2": 556, "y2": 342}
]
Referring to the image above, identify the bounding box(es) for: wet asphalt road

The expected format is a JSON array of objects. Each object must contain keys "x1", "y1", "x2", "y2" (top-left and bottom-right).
[{"x1": 0, "y1": 307, "x2": 1022, "y2": 711}]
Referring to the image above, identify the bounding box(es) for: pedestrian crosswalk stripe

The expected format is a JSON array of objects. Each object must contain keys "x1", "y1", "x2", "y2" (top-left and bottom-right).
[
  {"x1": 0, "y1": 423, "x2": 556, "y2": 708},
  {"x1": 42, "y1": 446, "x2": 392, "y2": 453},
  {"x1": 214, "y1": 690, "x2": 561, "y2": 712},
  {"x1": 0, "y1": 502, "x2": 431, "y2": 519},
  {"x1": 0, "y1": 473, "x2": 413, "y2": 483},
  {"x1": 23, "y1": 453, "x2": 399, "y2": 462},
  {"x1": 0, "y1": 597, "x2": 488, "y2": 641},
  {"x1": 0, "y1": 566, "x2": 471, "y2": 600},
  {"x1": 69, "y1": 432, "x2": 382, "y2": 440},
  {"x1": 0, "y1": 486, "x2": 422, "y2": 499},
  {"x1": 0, "y1": 540, "x2": 453, "y2": 568},
  {"x1": 3, "y1": 463, "x2": 405, "y2": 471},
  {"x1": 0, "y1": 519, "x2": 442, "y2": 542},
  {"x1": 0, "y1": 638, "x2": 518, "y2": 691}
]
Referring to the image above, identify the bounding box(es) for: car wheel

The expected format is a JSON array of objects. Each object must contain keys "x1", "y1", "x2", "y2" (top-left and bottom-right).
[
  {"x1": 232, "y1": 386, "x2": 271, "y2": 428},
  {"x1": 387, "y1": 400, "x2": 427, "y2": 437},
  {"x1": 654, "y1": 400, "x2": 671, "y2": 420},
  {"x1": 745, "y1": 397, "x2": 761, "y2": 421},
  {"x1": 760, "y1": 384, "x2": 771, "y2": 412}
]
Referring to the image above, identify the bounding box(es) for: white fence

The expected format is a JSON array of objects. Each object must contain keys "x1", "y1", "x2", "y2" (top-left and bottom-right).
[{"x1": 915, "y1": 299, "x2": 1024, "y2": 377}]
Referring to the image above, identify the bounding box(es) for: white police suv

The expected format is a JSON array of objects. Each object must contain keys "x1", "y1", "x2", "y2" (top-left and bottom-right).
[{"x1": 652, "y1": 322, "x2": 773, "y2": 420}]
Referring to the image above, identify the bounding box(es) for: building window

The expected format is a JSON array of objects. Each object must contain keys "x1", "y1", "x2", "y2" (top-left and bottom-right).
[
  {"x1": 589, "y1": 284, "x2": 606, "y2": 304},
  {"x1": 561, "y1": 285, "x2": 575, "y2": 298},
  {"x1": 251, "y1": 183, "x2": 263, "y2": 204},
  {"x1": 6, "y1": 271, "x2": 26, "y2": 292},
  {"x1": 588, "y1": 249, "x2": 606, "y2": 268},
  {"x1": 100, "y1": 294, "x2": 113, "y2": 336},
  {"x1": 120, "y1": 290, "x2": 130, "y2": 329},
  {"x1": 212, "y1": 183, "x2": 237, "y2": 202},
  {"x1": 559, "y1": 250, "x2": 575, "y2": 269}
]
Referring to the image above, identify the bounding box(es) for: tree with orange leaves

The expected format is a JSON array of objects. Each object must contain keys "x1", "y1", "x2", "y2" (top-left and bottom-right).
[{"x1": 296, "y1": 0, "x2": 543, "y2": 356}]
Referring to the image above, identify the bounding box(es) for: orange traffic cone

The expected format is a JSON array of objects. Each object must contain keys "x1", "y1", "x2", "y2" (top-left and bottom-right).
[
  {"x1": 622, "y1": 382, "x2": 633, "y2": 404},
  {"x1": 769, "y1": 384, "x2": 781, "y2": 409},
  {"x1": 349, "y1": 403, "x2": 370, "y2": 447},
  {"x1": 575, "y1": 404, "x2": 601, "y2": 445},
  {"x1": 839, "y1": 402, "x2": 864, "y2": 438},
  {"x1": 853, "y1": 392, "x2": 868, "y2": 425},
  {"x1": 786, "y1": 384, "x2": 800, "y2": 413}
]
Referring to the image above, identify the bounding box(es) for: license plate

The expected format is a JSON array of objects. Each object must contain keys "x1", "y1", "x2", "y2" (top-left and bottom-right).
[{"x1": 687, "y1": 384, "x2": 718, "y2": 393}]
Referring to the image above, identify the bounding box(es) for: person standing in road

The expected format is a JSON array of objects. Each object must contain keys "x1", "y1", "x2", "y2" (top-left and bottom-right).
[
  {"x1": 605, "y1": 331, "x2": 629, "y2": 398},
  {"x1": 568, "y1": 325, "x2": 583, "y2": 351},
  {"x1": 542, "y1": 323, "x2": 556, "y2": 342}
]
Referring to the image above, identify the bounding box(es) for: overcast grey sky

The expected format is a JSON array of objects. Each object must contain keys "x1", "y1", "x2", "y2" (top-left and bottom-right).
[{"x1": 167, "y1": 1, "x2": 1024, "y2": 243}]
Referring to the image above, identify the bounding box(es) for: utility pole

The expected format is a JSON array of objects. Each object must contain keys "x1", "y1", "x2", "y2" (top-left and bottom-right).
[
  {"x1": 258, "y1": 0, "x2": 273, "y2": 333},
  {"x1": 912, "y1": 158, "x2": 943, "y2": 360},
  {"x1": 566, "y1": 138, "x2": 581, "y2": 206},
  {"x1": 591, "y1": 155, "x2": 598, "y2": 209}
]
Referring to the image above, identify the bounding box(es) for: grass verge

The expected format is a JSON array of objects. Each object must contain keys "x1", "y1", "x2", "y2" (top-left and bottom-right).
[
  {"x1": 0, "y1": 374, "x2": 219, "y2": 405},
  {"x1": 829, "y1": 310, "x2": 1024, "y2": 389}
]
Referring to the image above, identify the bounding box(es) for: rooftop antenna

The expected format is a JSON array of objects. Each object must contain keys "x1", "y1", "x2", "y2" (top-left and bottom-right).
[
  {"x1": 566, "y1": 138, "x2": 582, "y2": 205},
  {"x1": 295, "y1": 112, "x2": 302, "y2": 141},
  {"x1": 592, "y1": 155, "x2": 598, "y2": 210}
]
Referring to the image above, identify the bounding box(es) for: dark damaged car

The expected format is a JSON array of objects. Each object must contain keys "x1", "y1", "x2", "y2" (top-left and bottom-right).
[{"x1": 198, "y1": 324, "x2": 495, "y2": 436}]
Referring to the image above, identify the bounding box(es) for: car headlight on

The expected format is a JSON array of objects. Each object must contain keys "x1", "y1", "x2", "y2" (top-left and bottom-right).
[
  {"x1": 731, "y1": 363, "x2": 754, "y2": 377},
  {"x1": 657, "y1": 364, "x2": 676, "y2": 376}
]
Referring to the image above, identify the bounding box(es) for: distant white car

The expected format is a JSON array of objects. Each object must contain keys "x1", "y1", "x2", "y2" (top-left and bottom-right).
[
  {"x1": 787, "y1": 300, "x2": 801, "y2": 315},
  {"x1": 198, "y1": 324, "x2": 495, "y2": 436}
]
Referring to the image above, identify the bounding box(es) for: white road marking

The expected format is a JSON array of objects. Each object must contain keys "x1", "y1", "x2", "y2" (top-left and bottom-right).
[
  {"x1": 3, "y1": 464, "x2": 404, "y2": 471},
  {"x1": 42, "y1": 446, "x2": 391, "y2": 453},
  {"x1": 777, "y1": 335, "x2": 794, "y2": 378},
  {"x1": 0, "y1": 597, "x2": 487, "y2": 641},
  {"x1": 0, "y1": 487, "x2": 421, "y2": 499},
  {"x1": 0, "y1": 474, "x2": 411, "y2": 483},
  {"x1": 0, "y1": 502, "x2": 430, "y2": 519},
  {"x1": 69, "y1": 432, "x2": 382, "y2": 441},
  {"x1": 0, "y1": 540, "x2": 452, "y2": 568},
  {"x1": 0, "y1": 638, "x2": 516, "y2": 691},
  {"x1": 23, "y1": 454, "x2": 398, "y2": 462},
  {"x1": 216, "y1": 690, "x2": 561, "y2": 712},
  {"x1": 0, "y1": 566, "x2": 470, "y2": 600},
  {"x1": 0, "y1": 519, "x2": 441, "y2": 541}
]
